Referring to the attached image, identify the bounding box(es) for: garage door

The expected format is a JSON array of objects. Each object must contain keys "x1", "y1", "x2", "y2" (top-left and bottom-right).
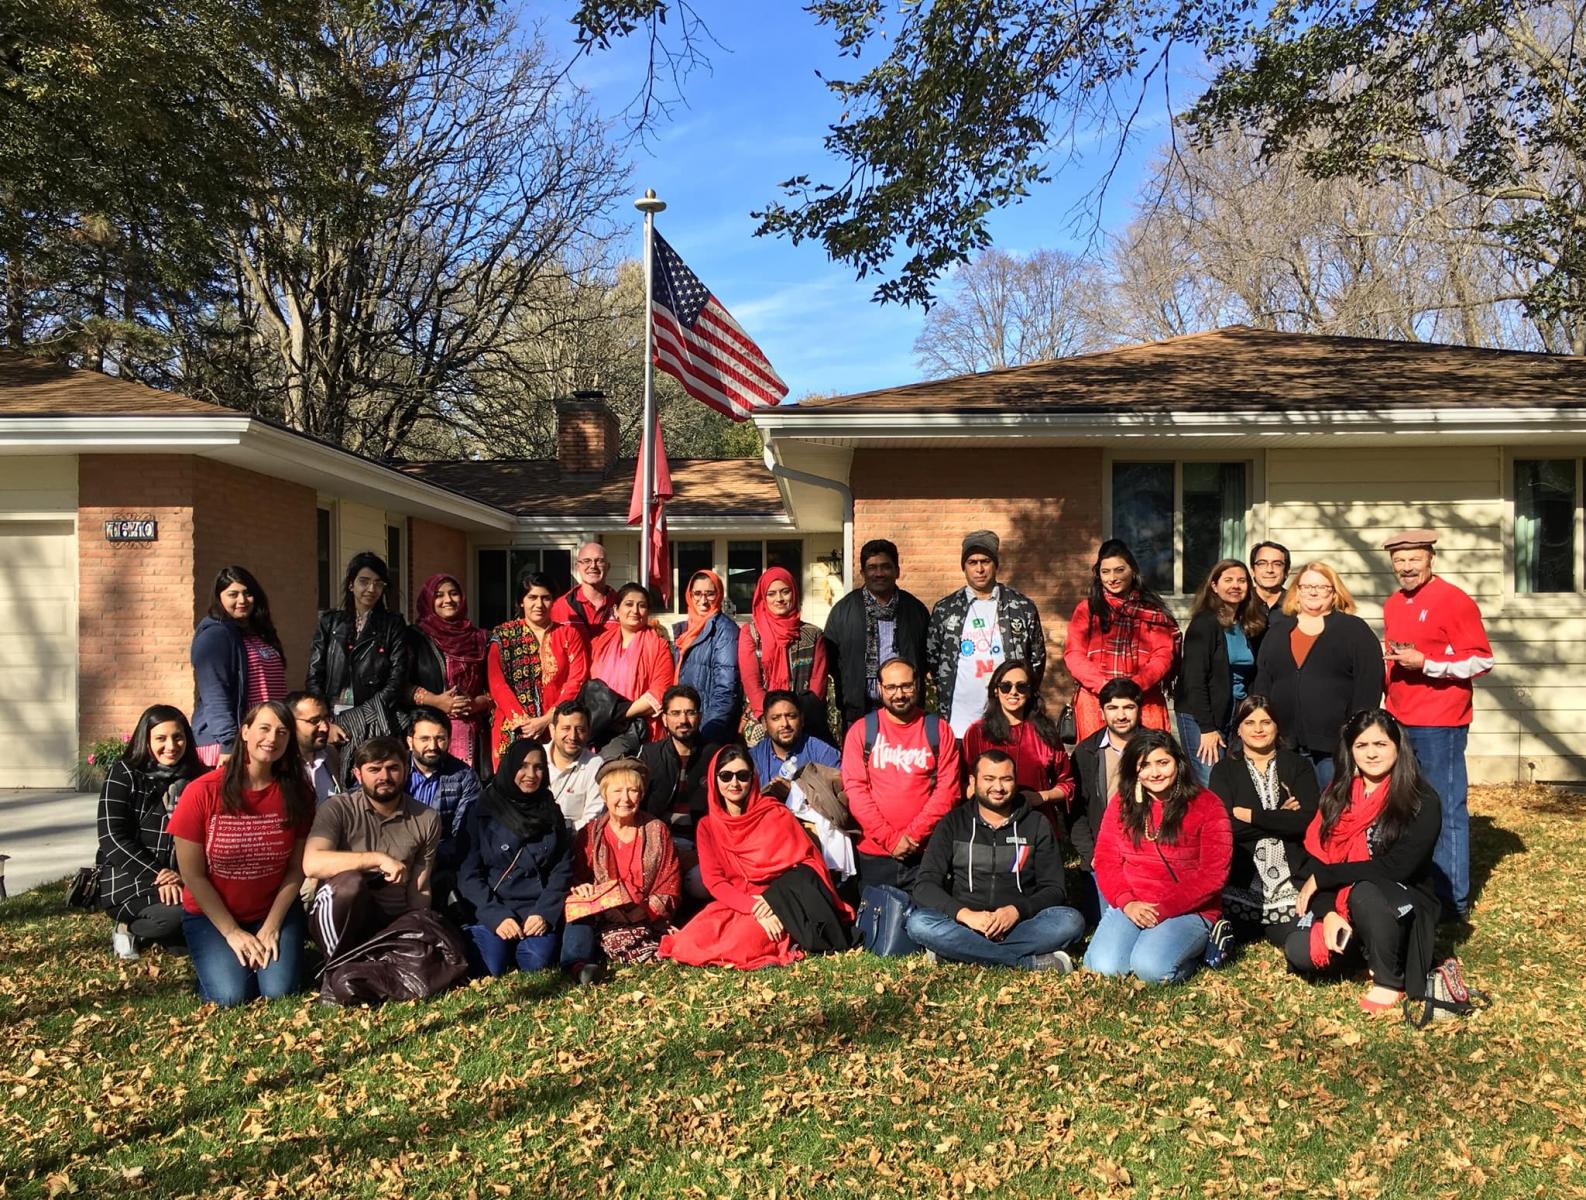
[{"x1": 0, "y1": 521, "x2": 78, "y2": 787}]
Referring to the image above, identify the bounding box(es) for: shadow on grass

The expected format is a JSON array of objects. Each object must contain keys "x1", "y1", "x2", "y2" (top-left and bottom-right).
[{"x1": 1468, "y1": 814, "x2": 1526, "y2": 914}]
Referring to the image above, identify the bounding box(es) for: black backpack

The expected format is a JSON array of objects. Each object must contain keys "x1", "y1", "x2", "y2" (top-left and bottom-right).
[{"x1": 861, "y1": 710, "x2": 943, "y2": 786}]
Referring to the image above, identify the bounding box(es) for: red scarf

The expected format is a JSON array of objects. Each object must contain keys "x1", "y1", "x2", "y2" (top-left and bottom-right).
[
  {"x1": 1093, "y1": 590, "x2": 1179, "y2": 679},
  {"x1": 416, "y1": 573, "x2": 488, "y2": 695},
  {"x1": 751, "y1": 566, "x2": 803, "y2": 691},
  {"x1": 675, "y1": 568, "x2": 724, "y2": 656},
  {"x1": 701, "y1": 748, "x2": 849, "y2": 912},
  {"x1": 1303, "y1": 776, "x2": 1390, "y2": 965}
]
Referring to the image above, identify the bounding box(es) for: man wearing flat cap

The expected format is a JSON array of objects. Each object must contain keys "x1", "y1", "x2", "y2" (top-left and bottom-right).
[
  {"x1": 1381, "y1": 528, "x2": 1493, "y2": 920},
  {"x1": 926, "y1": 529, "x2": 1047, "y2": 737}
]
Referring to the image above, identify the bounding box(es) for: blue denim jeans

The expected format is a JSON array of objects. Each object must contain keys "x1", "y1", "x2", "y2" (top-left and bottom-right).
[
  {"x1": 183, "y1": 901, "x2": 305, "y2": 1007},
  {"x1": 1084, "y1": 905, "x2": 1210, "y2": 984},
  {"x1": 1405, "y1": 724, "x2": 1468, "y2": 916},
  {"x1": 905, "y1": 905, "x2": 1086, "y2": 968},
  {"x1": 464, "y1": 923, "x2": 560, "y2": 976},
  {"x1": 1175, "y1": 710, "x2": 1226, "y2": 788},
  {"x1": 1304, "y1": 749, "x2": 1336, "y2": 792}
]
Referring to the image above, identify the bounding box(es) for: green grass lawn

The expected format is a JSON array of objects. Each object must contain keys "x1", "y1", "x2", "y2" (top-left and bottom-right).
[{"x1": 3, "y1": 785, "x2": 1584, "y2": 1199}]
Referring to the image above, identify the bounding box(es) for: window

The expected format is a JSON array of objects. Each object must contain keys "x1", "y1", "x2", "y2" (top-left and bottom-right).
[
  {"x1": 671, "y1": 541, "x2": 714, "y2": 607},
  {"x1": 725, "y1": 539, "x2": 805, "y2": 615},
  {"x1": 386, "y1": 523, "x2": 405, "y2": 616},
  {"x1": 1515, "y1": 459, "x2": 1577, "y2": 593},
  {"x1": 475, "y1": 547, "x2": 573, "y2": 630},
  {"x1": 1111, "y1": 461, "x2": 1248, "y2": 594},
  {"x1": 316, "y1": 507, "x2": 333, "y2": 612}
]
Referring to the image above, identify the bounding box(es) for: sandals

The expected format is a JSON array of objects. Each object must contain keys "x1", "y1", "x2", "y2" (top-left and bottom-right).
[{"x1": 1359, "y1": 989, "x2": 1405, "y2": 1015}]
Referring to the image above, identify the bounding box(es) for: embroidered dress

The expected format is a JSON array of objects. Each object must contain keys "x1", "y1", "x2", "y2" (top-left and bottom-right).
[
  {"x1": 1222, "y1": 756, "x2": 1300, "y2": 925},
  {"x1": 487, "y1": 620, "x2": 544, "y2": 764}
]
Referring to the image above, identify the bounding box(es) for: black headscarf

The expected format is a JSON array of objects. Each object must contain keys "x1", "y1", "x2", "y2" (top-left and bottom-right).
[{"x1": 483, "y1": 739, "x2": 561, "y2": 841}]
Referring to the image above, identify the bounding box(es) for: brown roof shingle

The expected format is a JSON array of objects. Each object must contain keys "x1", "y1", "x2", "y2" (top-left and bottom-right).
[
  {"x1": 796, "y1": 326, "x2": 1586, "y2": 413},
  {"x1": 0, "y1": 351, "x2": 230, "y2": 416},
  {"x1": 400, "y1": 457, "x2": 784, "y2": 519}
]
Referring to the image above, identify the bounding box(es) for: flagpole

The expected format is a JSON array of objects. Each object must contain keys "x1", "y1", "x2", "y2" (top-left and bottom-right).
[{"x1": 634, "y1": 188, "x2": 667, "y2": 600}]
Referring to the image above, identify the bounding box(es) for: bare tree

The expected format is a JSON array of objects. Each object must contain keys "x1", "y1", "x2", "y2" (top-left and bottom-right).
[
  {"x1": 211, "y1": 4, "x2": 626, "y2": 459},
  {"x1": 913, "y1": 248, "x2": 1105, "y2": 377}
]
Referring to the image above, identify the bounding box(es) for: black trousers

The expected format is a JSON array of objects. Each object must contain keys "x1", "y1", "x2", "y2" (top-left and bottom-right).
[
  {"x1": 1229, "y1": 913, "x2": 1298, "y2": 949},
  {"x1": 310, "y1": 871, "x2": 395, "y2": 959},
  {"x1": 1283, "y1": 880, "x2": 1430, "y2": 992},
  {"x1": 118, "y1": 900, "x2": 185, "y2": 942},
  {"x1": 855, "y1": 851, "x2": 919, "y2": 892}
]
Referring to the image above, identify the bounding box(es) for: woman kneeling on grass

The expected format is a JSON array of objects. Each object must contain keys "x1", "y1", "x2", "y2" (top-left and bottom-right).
[
  {"x1": 1086, "y1": 730, "x2": 1232, "y2": 984},
  {"x1": 168, "y1": 701, "x2": 314, "y2": 1006},
  {"x1": 561, "y1": 758, "x2": 683, "y2": 979},
  {"x1": 659, "y1": 747, "x2": 853, "y2": 969},
  {"x1": 456, "y1": 740, "x2": 573, "y2": 978},
  {"x1": 1285, "y1": 709, "x2": 1441, "y2": 1014}
]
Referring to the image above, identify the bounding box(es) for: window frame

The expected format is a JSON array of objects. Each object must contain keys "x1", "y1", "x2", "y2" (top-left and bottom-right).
[
  {"x1": 1507, "y1": 452, "x2": 1586, "y2": 600},
  {"x1": 1102, "y1": 452, "x2": 1261, "y2": 598}
]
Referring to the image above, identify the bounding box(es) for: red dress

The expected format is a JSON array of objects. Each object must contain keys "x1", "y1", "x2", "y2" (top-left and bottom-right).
[
  {"x1": 659, "y1": 750, "x2": 853, "y2": 970},
  {"x1": 485, "y1": 620, "x2": 588, "y2": 766}
]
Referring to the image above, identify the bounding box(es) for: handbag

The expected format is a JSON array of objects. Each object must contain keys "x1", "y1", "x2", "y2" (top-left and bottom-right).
[
  {"x1": 320, "y1": 909, "x2": 470, "y2": 1006},
  {"x1": 855, "y1": 883, "x2": 920, "y2": 957},
  {"x1": 564, "y1": 879, "x2": 634, "y2": 923},
  {"x1": 1405, "y1": 957, "x2": 1489, "y2": 1028},
  {"x1": 1056, "y1": 703, "x2": 1077, "y2": 745},
  {"x1": 66, "y1": 864, "x2": 103, "y2": 910}
]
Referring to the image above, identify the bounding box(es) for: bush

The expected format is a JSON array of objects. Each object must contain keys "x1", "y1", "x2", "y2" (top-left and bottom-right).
[{"x1": 76, "y1": 732, "x2": 130, "y2": 792}]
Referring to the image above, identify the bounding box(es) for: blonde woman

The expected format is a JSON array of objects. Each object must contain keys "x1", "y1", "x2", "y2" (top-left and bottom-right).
[{"x1": 1252, "y1": 561, "x2": 1383, "y2": 789}]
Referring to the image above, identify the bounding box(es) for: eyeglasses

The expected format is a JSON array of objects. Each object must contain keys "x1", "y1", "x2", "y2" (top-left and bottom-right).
[
  {"x1": 352, "y1": 578, "x2": 386, "y2": 591},
  {"x1": 715, "y1": 768, "x2": 753, "y2": 784},
  {"x1": 1297, "y1": 584, "x2": 1335, "y2": 594},
  {"x1": 689, "y1": 589, "x2": 718, "y2": 599},
  {"x1": 879, "y1": 682, "x2": 916, "y2": 694},
  {"x1": 997, "y1": 681, "x2": 1032, "y2": 695},
  {"x1": 1252, "y1": 559, "x2": 1286, "y2": 569},
  {"x1": 576, "y1": 557, "x2": 607, "y2": 567}
]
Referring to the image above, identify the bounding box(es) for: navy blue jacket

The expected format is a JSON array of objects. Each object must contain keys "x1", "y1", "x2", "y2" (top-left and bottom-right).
[
  {"x1": 674, "y1": 611, "x2": 742, "y2": 743},
  {"x1": 190, "y1": 616, "x2": 247, "y2": 751},
  {"x1": 456, "y1": 805, "x2": 574, "y2": 930}
]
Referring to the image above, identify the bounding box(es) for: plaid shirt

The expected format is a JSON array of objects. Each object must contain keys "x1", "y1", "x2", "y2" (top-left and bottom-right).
[{"x1": 408, "y1": 753, "x2": 481, "y2": 871}]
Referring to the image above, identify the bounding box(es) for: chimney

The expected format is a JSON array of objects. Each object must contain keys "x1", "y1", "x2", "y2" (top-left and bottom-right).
[{"x1": 555, "y1": 390, "x2": 618, "y2": 475}]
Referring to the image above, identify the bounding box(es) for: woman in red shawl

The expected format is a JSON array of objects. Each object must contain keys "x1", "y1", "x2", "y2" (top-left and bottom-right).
[
  {"x1": 588, "y1": 583, "x2": 676, "y2": 744},
  {"x1": 405, "y1": 573, "x2": 492, "y2": 767},
  {"x1": 1064, "y1": 539, "x2": 1179, "y2": 741},
  {"x1": 660, "y1": 746, "x2": 853, "y2": 970},
  {"x1": 737, "y1": 566, "x2": 832, "y2": 744},
  {"x1": 1284, "y1": 708, "x2": 1442, "y2": 1014},
  {"x1": 486, "y1": 571, "x2": 589, "y2": 767}
]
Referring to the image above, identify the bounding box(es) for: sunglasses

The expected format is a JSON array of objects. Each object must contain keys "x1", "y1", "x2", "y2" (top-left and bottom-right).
[
  {"x1": 715, "y1": 768, "x2": 753, "y2": 784},
  {"x1": 997, "y1": 681, "x2": 1032, "y2": 695}
]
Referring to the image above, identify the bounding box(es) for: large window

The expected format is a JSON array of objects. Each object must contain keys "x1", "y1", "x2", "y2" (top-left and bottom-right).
[
  {"x1": 1112, "y1": 461, "x2": 1248, "y2": 594},
  {"x1": 476, "y1": 547, "x2": 573, "y2": 630},
  {"x1": 1515, "y1": 459, "x2": 1577, "y2": 593},
  {"x1": 725, "y1": 539, "x2": 804, "y2": 615},
  {"x1": 671, "y1": 541, "x2": 715, "y2": 607}
]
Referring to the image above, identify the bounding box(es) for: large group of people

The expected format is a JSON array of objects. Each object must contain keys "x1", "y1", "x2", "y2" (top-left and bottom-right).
[{"x1": 94, "y1": 524, "x2": 1490, "y2": 1016}]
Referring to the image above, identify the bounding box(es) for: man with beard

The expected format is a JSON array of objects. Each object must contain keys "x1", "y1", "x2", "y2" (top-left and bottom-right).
[
  {"x1": 748, "y1": 690, "x2": 841, "y2": 789},
  {"x1": 302, "y1": 737, "x2": 441, "y2": 957},
  {"x1": 286, "y1": 691, "x2": 340, "y2": 804},
  {"x1": 905, "y1": 749, "x2": 1084, "y2": 971},
  {"x1": 546, "y1": 700, "x2": 604, "y2": 831},
  {"x1": 405, "y1": 708, "x2": 482, "y2": 905},
  {"x1": 637, "y1": 686, "x2": 719, "y2": 837},
  {"x1": 841, "y1": 657, "x2": 960, "y2": 888}
]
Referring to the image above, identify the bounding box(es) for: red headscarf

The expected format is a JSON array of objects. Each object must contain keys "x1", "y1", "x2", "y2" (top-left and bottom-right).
[
  {"x1": 416, "y1": 573, "x2": 488, "y2": 695},
  {"x1": 675, "y1": 568, "x2": 724, "y2": 657},
  {"x1": 750, "y1": 566, "x2": 803, "y2": 691},
  {"x1": 700, "y1": 747, "x2": 849, "y2": 911}
]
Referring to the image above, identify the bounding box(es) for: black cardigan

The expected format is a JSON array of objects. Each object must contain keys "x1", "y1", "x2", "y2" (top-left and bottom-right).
[
  {"x1": 823, "y1": 586, "x2": 931, "y2": 725},
  {"x1": 1067, "y1": 728, "x2": 1112, "y2": 870},
  {"x1": 1251, "y1": 611, "x2": 1383, "y2": 755},
  {"x1": 1177, "y1": 610, "x2": 1263, "y2": 730},
  {"x1": 1298, "y1": 785, "x2": 1442, "y2": 915},
  {"x1": 1207, "y1": 749, "x2": 1320, "y2": 894}
]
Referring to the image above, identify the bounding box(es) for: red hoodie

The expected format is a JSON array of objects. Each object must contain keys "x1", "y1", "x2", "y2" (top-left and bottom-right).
[
  {"x1": 1092, "y1": 787, "x2": 1232, "y2": 922},
  {"x1": 841, "y1": 710, "x2": 962, "y2": 856}
]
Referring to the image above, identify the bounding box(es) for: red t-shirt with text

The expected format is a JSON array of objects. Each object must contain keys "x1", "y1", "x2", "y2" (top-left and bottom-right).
[{"x1": 167, "y1": 772, "x2": 311, "y2": 923}]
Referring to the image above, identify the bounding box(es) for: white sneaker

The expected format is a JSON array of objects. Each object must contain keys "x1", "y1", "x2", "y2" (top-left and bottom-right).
[
  {"x1": 112, "y1": 924, "x2": 140, "y2": 961},
  {"x1": 923, "y1": 948, "x2": 939, "y2": 965}
]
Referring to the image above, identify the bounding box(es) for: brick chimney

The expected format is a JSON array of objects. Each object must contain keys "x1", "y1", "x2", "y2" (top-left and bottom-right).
[{"x1": 555, "y1": 390, "x2": 618, "y2": 475}]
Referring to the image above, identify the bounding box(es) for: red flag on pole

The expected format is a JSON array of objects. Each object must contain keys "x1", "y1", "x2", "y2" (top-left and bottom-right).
[{"x1": 628, "y1": 419, "x2": 673, "y2": 606}]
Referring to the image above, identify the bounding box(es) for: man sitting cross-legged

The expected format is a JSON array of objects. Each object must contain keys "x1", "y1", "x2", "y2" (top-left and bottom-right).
[
  {"x1": 303, "y1": 736, "x2": 441, "y2": 960},
  {"x1": 905, "y1": 748, "x2": 1085, "y2": 971}
]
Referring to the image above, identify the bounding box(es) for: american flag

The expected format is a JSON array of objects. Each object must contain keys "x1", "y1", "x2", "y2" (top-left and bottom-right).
[{"x1": 651, "y1": 232, "x2": 789, "y2": 421}]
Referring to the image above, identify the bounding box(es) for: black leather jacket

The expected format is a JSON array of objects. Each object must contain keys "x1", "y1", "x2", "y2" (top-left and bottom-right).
[{"x1": 306, "y1": 608, "x2": 411, "y2": 716}]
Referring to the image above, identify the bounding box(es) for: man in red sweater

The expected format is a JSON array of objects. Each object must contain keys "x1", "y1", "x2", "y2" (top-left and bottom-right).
[
  {"x1": 1381, "y1": 529, "x2": 1493, "y2": 920},
  {"x1": 841, "y1": 658, "x2": 962, "y2": 888},
  {"x1": 551, "y1": 542, "x2": 617, "y2": 646}
]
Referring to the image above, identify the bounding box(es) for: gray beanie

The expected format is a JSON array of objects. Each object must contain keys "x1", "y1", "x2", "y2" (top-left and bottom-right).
[{"x1": 961, "y1": 530, "x2": 1000, "y2": 566}]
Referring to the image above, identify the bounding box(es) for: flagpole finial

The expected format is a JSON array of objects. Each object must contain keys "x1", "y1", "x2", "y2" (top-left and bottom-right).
[{"x1": 634, "y1": 189, "x2": 667, "y2": 215}]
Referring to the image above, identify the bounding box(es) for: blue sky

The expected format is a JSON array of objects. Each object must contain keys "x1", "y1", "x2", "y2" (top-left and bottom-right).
[{"x1": 553, "y1": 4, "x2": 1187, "y2": 398}]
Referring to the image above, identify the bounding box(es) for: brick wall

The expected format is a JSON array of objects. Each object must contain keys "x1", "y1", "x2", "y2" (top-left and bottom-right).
[
  {"x1": 191, "y1": 459, "x2": 319, "y2": 677},
  {"x1": 77, "y1": 455, "x2": 199, "y2": 739},
  {"x1": 850, "y1": 448, "x2": 1104, "y2": 696},
  {"x1": 408, "y1": 517, "x2": 471, "y2": 609}
]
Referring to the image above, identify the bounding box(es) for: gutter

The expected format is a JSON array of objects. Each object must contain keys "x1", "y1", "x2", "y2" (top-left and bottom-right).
[{"x1": 764, "y1": 449, "x2": 854, "y2": 596}]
